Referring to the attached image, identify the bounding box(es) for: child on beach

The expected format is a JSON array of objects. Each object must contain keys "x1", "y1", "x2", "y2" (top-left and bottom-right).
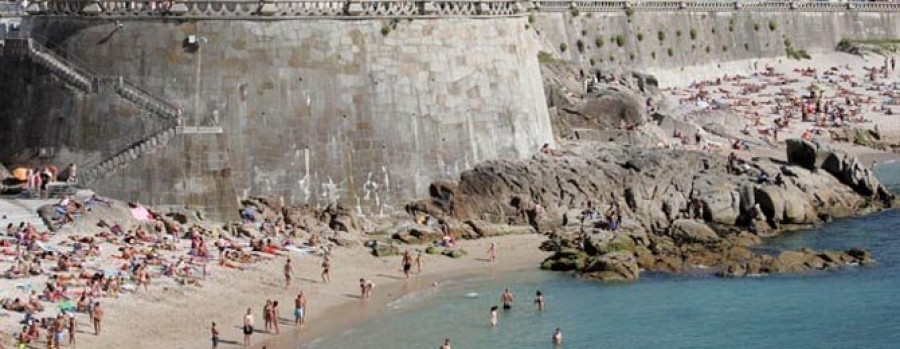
[{"x1": 488, "y1": 242, "x2": 498, "y2": 262}]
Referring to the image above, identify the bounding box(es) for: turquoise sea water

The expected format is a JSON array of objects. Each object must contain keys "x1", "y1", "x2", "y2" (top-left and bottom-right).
[{"x1": 308, "y1": 162, "x2": 900, "y2": 349}]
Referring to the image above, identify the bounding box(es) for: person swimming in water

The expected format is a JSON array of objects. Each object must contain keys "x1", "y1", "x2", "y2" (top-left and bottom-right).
[
  {"x1": 553, "y1": 328, "x2": 563, "y2": 345},
  {"x1": 489, "y1": 306, "x2": 498, "y2": 327},
  {"x1": 501, "y1": 288, "x2": 514, "y2": 310},
  {"x1": 535, "y1": 290, "x2": 545, "y2": 311}
]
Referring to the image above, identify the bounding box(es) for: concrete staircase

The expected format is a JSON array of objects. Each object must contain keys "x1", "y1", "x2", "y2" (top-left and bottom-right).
[
  {"x1": 81, "y1": 126, "x2": 179, "y2": 183},
  {"x1": 20, "y1": 37, "x2": 189, "y2": 184},
  {"x1": 26, "y1": 39, "x2": 94, "y2": 92},
  {"x1": 0, "y1": 198, "x2": 55, "y2": 231},
  {"x1": 27, "y1": 39, "x2": 181, "y2": 121}
]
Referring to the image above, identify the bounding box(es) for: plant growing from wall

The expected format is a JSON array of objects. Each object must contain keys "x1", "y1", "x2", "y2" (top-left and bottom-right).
[
  {"x1": 615, "y1": 35, "x2": 626, "y2": 47},
  {"x1": 769, "y1": 20, "x2": 778, "y2": 31},
  {"x1": 576, "y1": 39, "x2": 585, "y2": 53},
  {"x1": 744, "y1": 43, "x2": 750, "y2": 51},
  {"x1": 629, "y1": 53, "x2": 635, "y2": 60},
  {"x1": 609, "y1": 55, "x2": 616, "y2": 62},
  {"x1": 381, "y1": 26, "x2": 391, "y2": 36},
  {"x1": 528, "y1": 14, "x2": 535, "y2": 24},
  {"x1": 667, "y1": 47, "x2": 674, "y2": 56},
  {"x1": 537, "y1": 51, "x2": 557, "y2": 64},
  {"x1": 754, "y1": 22, "x2": 760, "y2": 31},
  {"x1": 637, "y1": 32, "x2": 644, "y2": 41},
  {"x1": 596, "y1": 37, "x2": 604, "y2": 48},
  {"x1": 560, "y1": 43, "x2": 568, "y2": 52},
  {"x1": 625, "y1": 7, "x2": 634, "y2": 17},
  {"x1": 705, "y1": 45, "x2": 711, "y2": 54},
  {"x1": 569, "y1": 5, "x2": 579, "y2": 17},
  {"x1": 690, "y1": 28, "x2": 697, "y2": 40},
  {"x1": 658, "y1": 31, "x2": 666, "y2": 43},
  {"x1": 711, "y1": 27, "x2": 717, "y2": 34},
  {"x1": 590, "y1": 58, "x2": 596, "y2": 66},
  {"x1": 581, "y1": 30, "x2": 587, "y2": 36},
  {"x1": 651, "y1": 51, "x2": 656, "y2": 60},
  {"x1": 722, "y1": 45, "x2": 728, "y2": 52},
  {"x1": 676, "y1": 30, "x2": 682, "y2": 38}
]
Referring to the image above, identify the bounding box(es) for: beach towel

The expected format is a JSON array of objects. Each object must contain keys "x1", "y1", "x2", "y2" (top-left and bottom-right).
[
  {"x1": 57, "y1": 300, "x2": 75, "y2": 312},
  {"x1": 130, "y1": 205, "x2": 153, "y2": 221}
]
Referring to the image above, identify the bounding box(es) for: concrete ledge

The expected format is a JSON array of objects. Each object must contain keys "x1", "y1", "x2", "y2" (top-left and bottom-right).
[
  {"x1": 81, "y1": 3, "x2": 102, "y2": 15},
  {"x1": 168, "y1": 3, "x2": 189, "y2": 15},
  {"x1": 258, "y1": 3, "x2": 278, "y2": 16},
  {"x1": 347, "y1": 3, "x2": 364, "y2": 16}
]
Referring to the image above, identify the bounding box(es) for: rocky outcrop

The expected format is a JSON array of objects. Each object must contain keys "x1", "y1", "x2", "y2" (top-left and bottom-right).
[
  {"x1": 719, "y1": 247, "x2": 874, "y2": 277},
  {"x1": 410, "y1": 137, "x2": 891, "y2": 280}
]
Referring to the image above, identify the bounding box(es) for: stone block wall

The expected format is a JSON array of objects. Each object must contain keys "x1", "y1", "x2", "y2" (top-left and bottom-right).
[{"x1": 0, "y1": 17, "x2": 552, "y2": 218}]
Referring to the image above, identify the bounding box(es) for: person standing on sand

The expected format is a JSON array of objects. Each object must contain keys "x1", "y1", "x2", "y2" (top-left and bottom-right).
[
  {"x1": 490, "y1": 306, "x2": 499, "y2": 327},
  {"x1": 488, "y1": 242, "x2": 498, "y2": 263},
  {"x1": 416, "y1": 251, "x2": 424, "y2": 274},
  {"x1": 211, "y1": 322, "x2": 220, "y2": 349},
  {"x1": 263, "y1": 300, "x2": 273, "y2": 333},
  {"x1": 284, "y1": 258, "x2": 293, "y2": 289},
  {"x1": 243, "y1": 308, "x2": 254, "y2": 347},
  {"x1": 321, "y1": 256, "x2": 331, "y2": 283},
  {"x1": 271, "y1": 301, "x2": 281, "y2": 334},
  {"x1": 501, "y1": 288, "x2": 514, "y2": 310},
  {"x1": 294, "y1": 291, "x2": 306, "y2": 327},
  {"x1": 535, "y1": 291, "x2": 545, "y2": 311},
  {"x1": 402, "y1": 251, "x2": 413, "y2": 279},
  {"x1": 440, "y1": 338, "x2": 452, "y2": 349},
  {"x1": 553, "y1": 328, "x2": 563, "y2": 345},
  {"x1": 92, "y1": 302, "x2": 103, "y2": 335},
  {"x1": 68, "y1": 312, "x2": 76, "y2": 346}
]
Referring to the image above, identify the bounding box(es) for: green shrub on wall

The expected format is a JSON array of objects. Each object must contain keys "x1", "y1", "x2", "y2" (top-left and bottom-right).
[
  {"x1": 590, "y1": 58, "x2": 596, "y2": 66},
  {"x1": 651, "y1": 51, "x2": 656, "y2": 60},
  {"x1": 658, "y1": 31, "x2": 666, "y2": 42},
  {"x1": 754, "y1": 22, "x2": 760, "y2": 31},
  {"x1": 676, "y1": 30, "x2": 682, "y2": 38},
  {"x1": 560, "y1": 43, "x2": 568, "y2": 52},
  {"x1": 569, "y1": 6, "x2": 579, "y2": 17},
  {"x1": 769, "y1": 20, "x2": 778, "y2": 31},
  {"x1": 637, "y1": 32, "x2": 644, "y2": 41},
  {"x1": 625, "y1": 7, "x2": 634, "y2": 17},
  {"x1": 615, "y1": 35, "x2": 625, "y2": 47},
  {"x1": 629, "y1": 53, "x2": 635, "y2": 61},
  {"x1": 667, "y1": 47, "x2": 674, "y2": 56},
  {"x1": 576, "y1": 39, "x2": 585, "y2": 53},
  {"x1": 690, "y1": 28, "x2": 697, "y2": 40},
  {"x1": 595, "y1": 37, "x2": 604, "y2": 48}
]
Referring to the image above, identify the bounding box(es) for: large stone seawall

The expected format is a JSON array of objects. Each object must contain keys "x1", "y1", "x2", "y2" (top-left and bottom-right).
[
  {"x1": 535, "y1": 10, "x2": 900, "y2": 78},
  {"x1": 0, "y1": 17, "x2": 552, "y2": 218}
]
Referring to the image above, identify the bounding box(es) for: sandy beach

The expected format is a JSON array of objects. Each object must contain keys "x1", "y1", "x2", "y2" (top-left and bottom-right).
[{"x1": 9, "y1": 232, "x2": 549, "y2": 349}]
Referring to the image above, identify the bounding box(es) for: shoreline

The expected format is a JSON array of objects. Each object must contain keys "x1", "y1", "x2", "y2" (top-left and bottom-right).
[{"x1": 259, "y1": 239, "x2": 551, "y2": 349}]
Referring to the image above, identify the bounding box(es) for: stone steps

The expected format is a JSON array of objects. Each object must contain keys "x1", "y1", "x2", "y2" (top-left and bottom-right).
[{"x1": 82, "y1": 127, "x2": 179, "y2": 183}]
